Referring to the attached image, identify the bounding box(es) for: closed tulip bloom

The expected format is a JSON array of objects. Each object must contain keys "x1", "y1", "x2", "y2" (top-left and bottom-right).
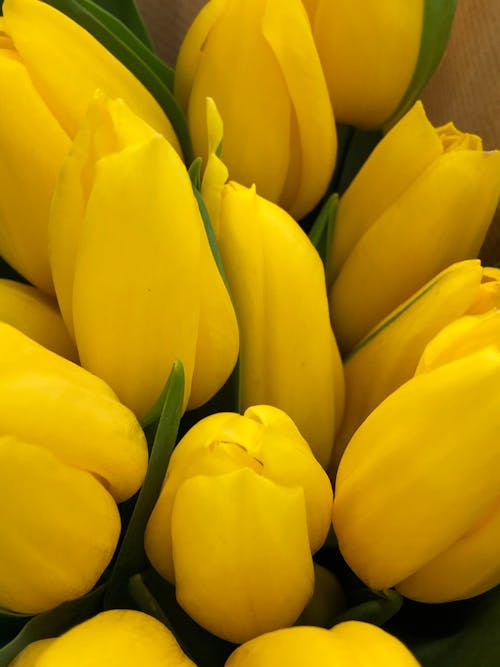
[
  {"x1": 0, "y1": 323, "x2": 148, "y2": 613},
  {"x1": 145, "y1": 406, "x2": 333, "y2": 644},
  {"x1": 176, "y1": 0, "x2": 336, "y2": 220},
  {"x1": 303, "y1": 0, "x2": 445, "y2": 129},
  {"x1": 330, "y1": 260, "x2": 496, "y2": 471},
  {"x1": 217, "y1": 182, "x2": 344, "y2": 467},
  {"x1": 9, "y1": 610, "x2": 196, "y2": 667},
  {"x1": 328, "y1": 102, "x2": 500, "y2": 353},
  {"x1": 0, "y1": 0, "x2": 179, "y2": 294},
  {"x1": 0, "y1": 279, "x2": 77, "y2": 361},
  {"x1": 333, "y1": 328, "x2": 500, "y2": 601},
  {"x1": 225, "y1": 620, "x2": 421, "y2": 666},
  {"x1": 50, "y1": 93, "x2": 238, "y2": 417}
]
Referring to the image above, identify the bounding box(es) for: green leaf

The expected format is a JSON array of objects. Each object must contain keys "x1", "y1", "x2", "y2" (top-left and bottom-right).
[
  {"x1": 336, "y1": 128, "x2": 382, "y2": 195},
  {"x1": 193, "y1": 186, "x2": 232, "y2": 294},
  {"x1": 88, "y1": 0, "x2": 153, "y2": 48},
  {"x1": 104, "y1": 360, "x2": 185, "y2": 608},
  {"x1": 409, "y1": 586, "x2": 500, "y2": 667},
  {"x1": 131, "y1": 569, "x2": 235, "y2": 667},
  {"x1": 385, "y1": 0, "x2": 458, "y2": 128},
  {"x1": 188, "y1": 157, "x2": 203, "y2": 192},
  {"x1": 40, "y1": 0, "x2": 193, "y2": 161},
  {"x1": 308, "y1": 193, "x2": 338, "y2": 267},
  {"x1": 332, "y1": 589, "x2": 403, "y2": 627},
  {"x1": 0, "y1": 586, "x2": 105, "y2": 666}
]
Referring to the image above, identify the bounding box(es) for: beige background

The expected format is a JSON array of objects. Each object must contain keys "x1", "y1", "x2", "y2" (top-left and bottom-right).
[{"x1": 136, "y1": 0, "x2": 500, "y2": 263}]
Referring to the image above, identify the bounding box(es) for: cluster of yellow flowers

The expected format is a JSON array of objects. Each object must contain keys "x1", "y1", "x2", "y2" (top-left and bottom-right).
[{"x1": 0, "y1": 0, "x2": 499, "y2": 665}]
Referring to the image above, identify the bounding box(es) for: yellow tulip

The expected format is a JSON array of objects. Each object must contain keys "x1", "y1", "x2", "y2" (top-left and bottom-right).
[
  {"x1": 217, "y1": 182, "x2": 344, "y2": 467},
  {"x1": 145, "y1": 405, "x2": 333, "y2": 644},
  {"x1": 0, "y1": 322, "x2": 148, "y2": 613},
  {"x1": 9, "y1": 610, "x2": 195, "y2": 667},
  {"x1": 0, "y1": 278, "x2": 77, "y2": 361},
  {"x1": 176, "y1": 0, "x2": 336, "y2": 220},
  {"x1": 225, "y1": 620, "x2": 421, "y2": 666},
  {"x1": 328, "y1": 101, "x2": 500, "y2": 353},
  {"x1": 303, "y1": 0, "x2": 424, "y2": 128},
  {"x1": 50, "y1": 93, "x2": 238, "y2": 418},
  {"x1": 333, "y1": 327, "x2": 500, "y2": 602},
  {"x1": 330, "y1": 260, "x2": 497, "y2": 471},
  {"x1": 0, "y1": 0, "x2": 179, "y2": 294}
]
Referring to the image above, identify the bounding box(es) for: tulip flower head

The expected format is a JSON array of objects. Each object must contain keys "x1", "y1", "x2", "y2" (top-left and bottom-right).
[
  {"x1": 176, "y1": 0, "x2": 337, "y2": 220},
  {"x1": 0, "y1": 323, "x2": 148, "y2": 614},
  {"x1": 49, "y1": 93, "x2": 238, "y2": 418},
  {"x1": 145, "y1": 405, "x2": 333, "y2": 644},
  {"x1": 328, "y1": 101, "x2": 500, "y2": 353},
  {"x1": 9, "y1": 610, "x2": 196, "y2": 667},
  {"x1": 225, "y1": 620, "x2": 421, "y2": 666},
  {"x1": 330, "y1": 260, "x2": 497, "y2": 471},
  {"x1": 303, "y1": 0, "x2": 424, "y2": 128},
  {"x1": 0, "y1": 0, "x2": 179, "y2": 293},
  {"x1": 333, "y1": 312, "x2": 500, "y2": 602},
  {"x1": 217, "y1": 181, "x2": 344, "y2": 467}
]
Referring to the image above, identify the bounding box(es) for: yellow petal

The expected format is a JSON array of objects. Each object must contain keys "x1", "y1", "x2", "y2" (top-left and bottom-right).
[
  {"x1": 0, "y1": 323, "x2": 147, "y2": 502},
  {"x1": 397, "y1": 498, "x2": 500, "y2": 601},
  {"x1": 187, "y1": 0, "x2": 292, "y2": 204},
  {"x1": 172, "y1": 468, "x2": 314, "y2": 643},
  {"x1": 35, "y1": 610, "x2": 195, "y2": 667},
  {"x1": 145, "y1": 406, "x2": 332, "y2": 583},
  {"x1": 466, "y1": 266, "x2": 500, "y2": 314},
  {"x1": 310, "y1": 0, "x2": 423, "y2": 128},
  {"x1": 330, "y1": 260, "x2": 482, "y2": 470},
  {"x1": 0, "y1": 279, "x2": 77, "y2": 361},
  {"x1": 261, "y1": 0, "x2": 336, "y2": 219},
  {"x1": 8, "y1": 639, "x2": 55, "y2": 667},
  {"x1": 333, "y1": 349, "x2": 500, "y2": 592},
  {"x1": 0, "y1": 47, "x2": 69, "y2": 293},
  {"x1": 0, "y1": 437, "x2": 120, "y2": 614},
  {"x1": 416, "y1": 308, "x2": 500, "y2": 374},
  {"x1": 72, "y1": 135, "x2": 202, "y2": 417},
  {"x1": 200, "y1": 96, "x2": 228, "y2": 239},
  {"x1": 49, "y1": 93, "x2": 160, "y2": 338},
  {"x1": 0, "y1": 371, "x2": 147, "y2": 503},
  {"x1": 225, "y1": 621, "x2": 420, "y2": 666},
  {"x1": 175, "y1": 0, "x2": 227, "y2": 112},
  {"x1": 330, "y1": 149, "x2": 500, "y2": 352},
  {"x1": 327, "y1": 102, "x2": 442, "y2": 284},
  {"x1": 219, "y1": 183, "x2": 344, "y2": 467},
  {"x1": 3, "y1": 0, "x2": 180, "y2": 151}
]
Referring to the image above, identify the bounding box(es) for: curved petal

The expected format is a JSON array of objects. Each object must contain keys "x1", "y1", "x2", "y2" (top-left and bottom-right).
[
  {"x1": 333, "y1": 349, "x2": 500, "y2": 591},
  {"x1": 172, "y1": 468, "x2": 314, "y2": 643},
  {"x1": 0, "y1": 437, "x2": 120, "y2": 614},
  {"x1": 3, "y1": 0, "x2": 180, "y2": 151}
]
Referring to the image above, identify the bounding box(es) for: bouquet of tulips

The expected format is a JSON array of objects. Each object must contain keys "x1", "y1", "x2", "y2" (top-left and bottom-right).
[{"x1": 0, "y1": 0, "x2": 499, "y2": 664}]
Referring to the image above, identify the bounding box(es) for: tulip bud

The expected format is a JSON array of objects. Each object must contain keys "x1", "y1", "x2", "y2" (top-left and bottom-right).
[
  {"x1": 225, "y1": 620, "x2": 421, "y2": 666},
  {"x1": 328, "y1": 101, "x2": 500, "y2": 353},
  {"x1": 9, "y1": 610, "x2": 195, "y2": 667},
  {"x1": 176, "y1": 0, "x2": 336, "y2": 220},
  {"x1": 330, "y1": 260, "x2": 497, "y2": 471},
  {"x1": 0, "y1": 0, "x2": 180, "y2": 294},
  {"x1": 333, "y1": 324, "x2": 500, "y2": 601},
  {"x1": 49, "y1": 93, "x2": 238, "y2": 418},
  {"x1": 0, "y1": 279, "x2": 77, "y2": 361},
  {"x1": 303, "y1": 0, "x2": 454, "y2": 129},
  {"x1": 0, "y1": 322, "x2": 148, "y2": 614},
  {"x1": 217, "y1": 181, "x2": 344, "y2": 467},
  {"x1": 145, "y1": 405, "x2": 333, "y2": 644}
]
